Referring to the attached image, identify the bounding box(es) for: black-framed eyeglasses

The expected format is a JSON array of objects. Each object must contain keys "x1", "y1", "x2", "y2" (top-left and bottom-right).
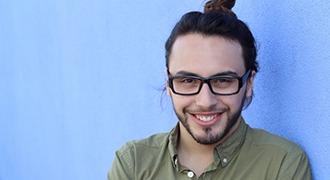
[{"x1": 168, "y1": 69, "x2": 251, "y2": 96}]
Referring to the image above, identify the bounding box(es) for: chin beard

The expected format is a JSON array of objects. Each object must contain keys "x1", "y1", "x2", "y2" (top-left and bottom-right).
[
  {"x1": 174, "y1": 97, "x2": 245, "y2": 145},
  {"x1": 194, "y1": 109, "x2": 241, "y2": 145},
  {"x1": 176, "y1": 108, "x2": 241, "y2": 145}
]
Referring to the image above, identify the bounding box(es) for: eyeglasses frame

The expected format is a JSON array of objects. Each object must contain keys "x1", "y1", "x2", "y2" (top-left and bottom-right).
[{"x1": 167, "y1": 69, "x2": 252, "y2": 96}]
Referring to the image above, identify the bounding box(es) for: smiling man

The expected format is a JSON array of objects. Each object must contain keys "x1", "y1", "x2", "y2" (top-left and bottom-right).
[
  {"x1": 167, "y1": 34, "x2": 251, "y2": 147},
  {"x1": 108, "y1": 0, "x2": 311, "y2": 179}
]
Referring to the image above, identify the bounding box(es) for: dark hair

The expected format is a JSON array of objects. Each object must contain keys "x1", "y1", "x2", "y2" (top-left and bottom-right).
[
  {"x1": 165, "y1": 11, "x2": 258, "y2": 73},
  {"x1": 164, "y1": 0, "x2": 259, "y2": 108}
]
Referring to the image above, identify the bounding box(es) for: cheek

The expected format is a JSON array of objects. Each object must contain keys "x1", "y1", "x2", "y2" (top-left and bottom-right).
[
  {"x1": 166, "y1": 85, "x2": 189, "y2": 111},
  {"x1": 221, "y1": 92, "x2": 246, "y2": 110},
  {"x1": 171, "y1": 95, "x2": 193, "y2": 111}
]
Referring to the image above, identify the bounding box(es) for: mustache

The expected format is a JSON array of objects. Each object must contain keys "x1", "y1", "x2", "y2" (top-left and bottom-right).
[{"x1": 184, "y1": 106, "x2": 227, "y2": 113}]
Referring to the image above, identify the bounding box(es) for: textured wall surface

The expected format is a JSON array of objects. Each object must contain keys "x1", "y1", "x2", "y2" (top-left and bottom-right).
[{"x1": 0, "y1": 0, "x2": 329, "y2": 179}]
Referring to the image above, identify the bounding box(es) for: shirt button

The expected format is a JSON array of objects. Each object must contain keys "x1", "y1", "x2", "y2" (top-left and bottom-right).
[
  {"x1": 223, "y1": 158, "x2": 228, "y2": 163},
  {"x1": 187, "y1": 171, "x2": 194, "y2": 178}
]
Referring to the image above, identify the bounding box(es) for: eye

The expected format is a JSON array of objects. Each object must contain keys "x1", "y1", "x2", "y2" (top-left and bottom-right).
[
  {"x1": 172, "y1": 77, "x2": 200, "y2": 86},
  {"x1": 211, "y1": 77, "x2": 237, "y2": 88},
  {"x1": 180, "y1": 78, "x2": 198, "y2": 84},
  {"x1": 214, "y1": 78, "x2": 234, "y2": 83}
]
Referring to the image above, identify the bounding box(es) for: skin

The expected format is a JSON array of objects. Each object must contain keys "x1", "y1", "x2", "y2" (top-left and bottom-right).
[{"x1": 166, "y1": 33, "x2": 255, "y2": 176}]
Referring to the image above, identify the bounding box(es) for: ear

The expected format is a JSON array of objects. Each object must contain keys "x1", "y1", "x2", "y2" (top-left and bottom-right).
[
  {"x1": 246, "y1": 70, "x2": 256, "y2": 97},
  {"x1": 164, "y1": 69, "x2": 173, "y2": 97},
  {"x1": 166, "y1": 81, "x2": 172, "y2": 97}
]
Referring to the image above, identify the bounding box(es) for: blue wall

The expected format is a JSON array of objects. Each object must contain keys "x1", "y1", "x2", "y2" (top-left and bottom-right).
[{"x1": 0, "y1": 0, "x2": 329, "y2": 179}]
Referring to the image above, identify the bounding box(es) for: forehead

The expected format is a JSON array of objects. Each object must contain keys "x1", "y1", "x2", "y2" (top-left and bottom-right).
[{"x1": 168, "y1": 33, "x2": 245, "y2": 76}]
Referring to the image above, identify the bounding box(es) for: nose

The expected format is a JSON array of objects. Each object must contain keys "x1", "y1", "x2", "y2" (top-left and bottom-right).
[{"x1": 195, "y1": 83, "x2": 217, "y2": 108}]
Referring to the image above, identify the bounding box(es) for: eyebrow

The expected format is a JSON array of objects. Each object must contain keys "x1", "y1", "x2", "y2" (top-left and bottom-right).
[{"x1": 172, "y1": 70, "x2": 239, "y2": 77}]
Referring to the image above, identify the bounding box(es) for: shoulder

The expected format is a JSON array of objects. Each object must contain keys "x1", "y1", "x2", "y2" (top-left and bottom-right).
[
  {"x1": 117, "y1": 132, "x2": 170, "y2": 155},
  {"x1": 244, "y1": 126, "x2": 311, "y2": 179},
  {"x1": 245, "y1": 126, "x2": 305, "y2": 156},
  {"x1": 109, "y1": 132, "x2": 173, "y2": 179},
  {"x1": 114, "y1": 132, "x2": 172, "y2": 174}
]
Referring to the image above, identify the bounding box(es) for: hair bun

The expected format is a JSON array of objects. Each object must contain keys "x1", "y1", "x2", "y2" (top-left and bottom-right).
[{"x1": 204, "y1": 0, "x2": 237, "y2": 17}]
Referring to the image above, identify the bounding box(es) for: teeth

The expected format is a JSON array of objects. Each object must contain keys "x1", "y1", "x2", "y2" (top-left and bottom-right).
[{"x1": 196, "y1": 114, "x2": 218, "y2": 122}]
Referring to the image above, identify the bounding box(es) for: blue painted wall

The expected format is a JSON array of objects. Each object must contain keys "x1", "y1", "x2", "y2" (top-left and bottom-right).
[{"x1": 0, "y1": 0, "x2": 329, "y2": 179}]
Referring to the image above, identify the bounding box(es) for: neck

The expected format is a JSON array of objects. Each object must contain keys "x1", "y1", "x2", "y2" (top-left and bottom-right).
[
  {"x1": 176, "y1": 124, "x2": 216, "y2": 177},
  {"x1": 178, "y1": 127, "x2": 216, "y2": 154}
]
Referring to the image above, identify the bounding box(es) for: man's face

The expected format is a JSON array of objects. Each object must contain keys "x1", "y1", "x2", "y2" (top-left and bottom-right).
[{"x1": 166, "y1": 33, "x2": 255, "y2": 145}]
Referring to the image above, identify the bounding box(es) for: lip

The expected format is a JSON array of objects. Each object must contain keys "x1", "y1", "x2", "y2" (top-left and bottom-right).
[{"x1": 190, "y1": 112, "x2": 222, "y2": 127}]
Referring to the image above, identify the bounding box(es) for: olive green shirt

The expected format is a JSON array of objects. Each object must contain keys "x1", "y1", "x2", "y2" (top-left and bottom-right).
[{"x1": 108, "y1": 119, "x2": 311, "y2": 179}]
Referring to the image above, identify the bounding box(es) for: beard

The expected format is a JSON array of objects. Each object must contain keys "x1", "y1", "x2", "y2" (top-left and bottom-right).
[{"x1": 174, "y1": 96, "x2": 245, "y2": 145}]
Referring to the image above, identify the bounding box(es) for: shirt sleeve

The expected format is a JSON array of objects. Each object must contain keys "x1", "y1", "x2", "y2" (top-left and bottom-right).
[
  {"x1": 279, "y1": 152, "x2": 312, "y2": 180},
  {"x1": 108, "y1": 144, "x2": 134, "y2": 180}
]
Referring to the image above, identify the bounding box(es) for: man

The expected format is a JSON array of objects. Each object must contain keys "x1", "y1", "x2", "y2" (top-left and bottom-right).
[{"x1": 108, "y1": 0, "x2": 311, "y2": 179}]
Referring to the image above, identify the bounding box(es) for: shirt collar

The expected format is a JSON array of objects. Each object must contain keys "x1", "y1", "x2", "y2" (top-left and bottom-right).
[{"x1": 168, "y1": 123, "x2": 180, "y2": 170}]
